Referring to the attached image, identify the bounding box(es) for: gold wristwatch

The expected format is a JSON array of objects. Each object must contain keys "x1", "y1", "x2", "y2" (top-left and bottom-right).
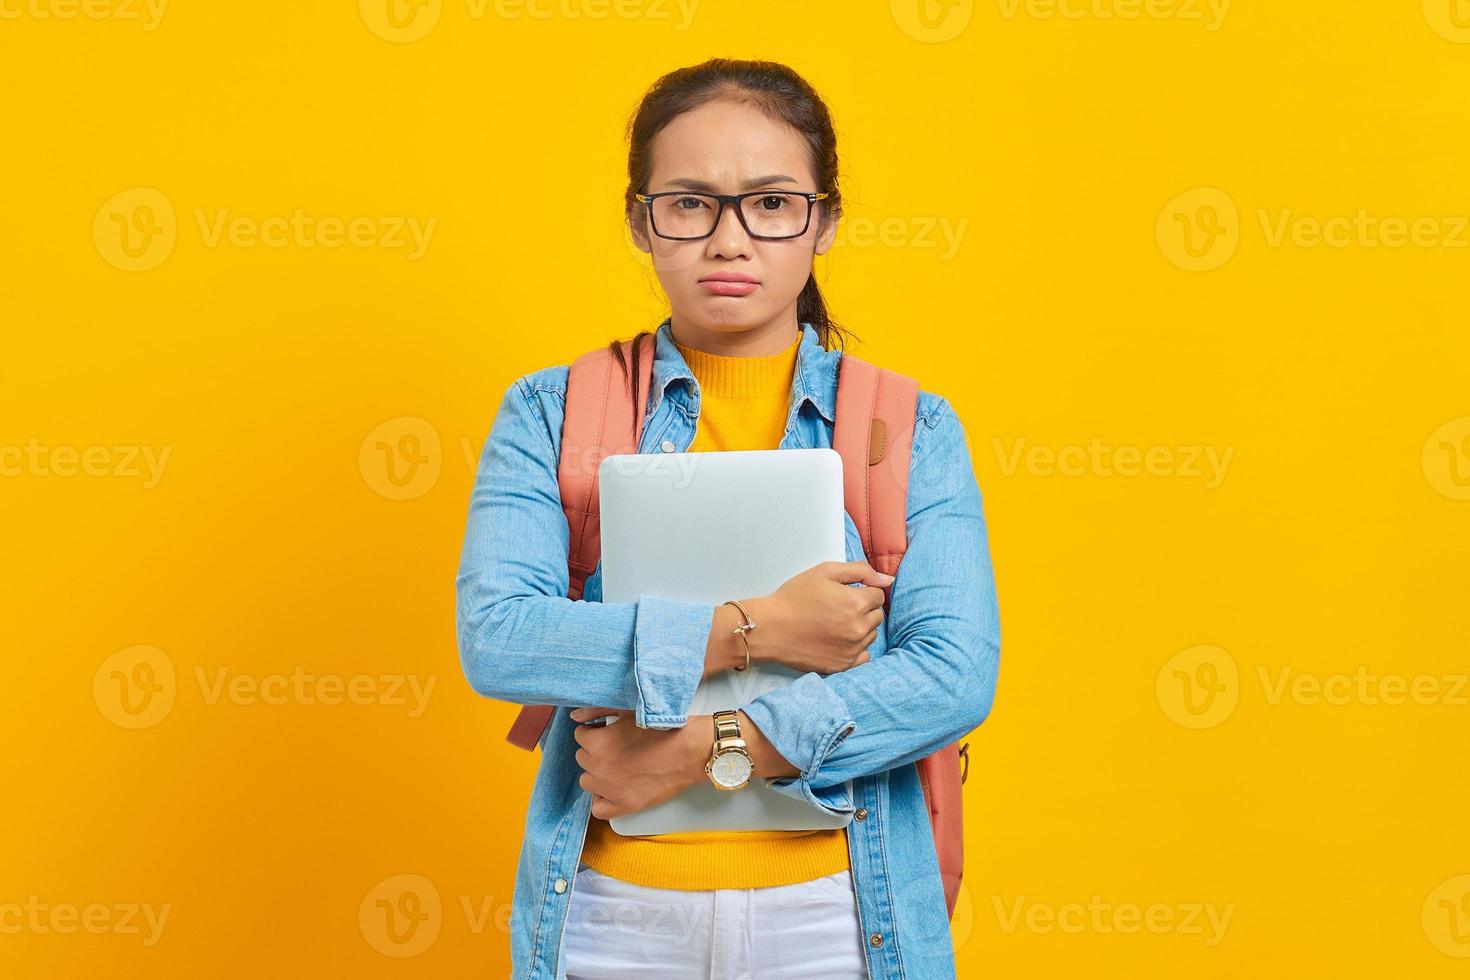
[{"x1": 704, "y1": 709, "x2": 754, "y2": 791}]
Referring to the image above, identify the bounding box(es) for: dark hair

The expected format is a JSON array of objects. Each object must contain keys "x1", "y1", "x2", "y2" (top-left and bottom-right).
[{"x1": 608, "y1": 58, "x2": 856, "y2": 385}]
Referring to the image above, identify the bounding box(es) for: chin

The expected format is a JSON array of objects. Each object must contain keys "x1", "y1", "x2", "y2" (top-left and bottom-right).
[{"x1": 697, "y1": 301, "x2": 766, "y2": 331}]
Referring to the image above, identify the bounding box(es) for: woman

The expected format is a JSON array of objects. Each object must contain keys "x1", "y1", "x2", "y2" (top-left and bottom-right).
[{"x1": 456, "y1": 58, "x2": 1000, "y2": 979}]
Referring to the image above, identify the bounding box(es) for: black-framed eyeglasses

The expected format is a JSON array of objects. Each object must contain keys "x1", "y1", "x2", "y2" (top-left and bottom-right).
[{"x1": 634, "y1": 190, "x2": 831, "y2": 241}]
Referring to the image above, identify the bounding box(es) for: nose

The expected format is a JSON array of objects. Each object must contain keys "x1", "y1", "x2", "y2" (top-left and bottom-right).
[{"x1": 705, "y1": 199, "x2": 752, "y2": 261}]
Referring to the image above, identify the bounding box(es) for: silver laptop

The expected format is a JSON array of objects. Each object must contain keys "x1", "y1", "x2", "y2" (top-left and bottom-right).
[{"x1": 596, "y1": 447, "x2": 855, "y2": 835}]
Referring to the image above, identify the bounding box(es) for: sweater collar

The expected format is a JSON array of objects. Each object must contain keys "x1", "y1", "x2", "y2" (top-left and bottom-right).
[
  {"x1": 672, "y1": 331, "x2": 801, "y2": 400},
  {"x1": 649, "y1": 316, "x2": 838, "y2": 424}
]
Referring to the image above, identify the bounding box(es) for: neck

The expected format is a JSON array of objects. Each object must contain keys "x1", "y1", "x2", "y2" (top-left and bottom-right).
[{"x1": 669, "y1": 307, "x2": 801, "y2": 357}]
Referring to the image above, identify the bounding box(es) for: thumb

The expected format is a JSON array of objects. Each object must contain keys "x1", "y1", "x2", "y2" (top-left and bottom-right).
[
  {"x1": 570, "y1": 706, "x2": 627, "y2": 722},
  {"x1": 825, "y1": 560, "x2": 896, "y2": 587}
]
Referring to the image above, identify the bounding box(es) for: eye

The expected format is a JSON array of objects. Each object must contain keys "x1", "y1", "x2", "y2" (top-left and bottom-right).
[
  {"x1": 673, "y1": 195, "x2": 711, "y2": 211},
  {"x1": 755, "y1": 195, "x2": 790, "y2": 212}
]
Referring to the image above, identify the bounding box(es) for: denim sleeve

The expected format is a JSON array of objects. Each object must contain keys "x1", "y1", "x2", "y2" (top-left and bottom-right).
[
  {"x1": 455, "y1": 377, "x2": 714, "y2": 729},
  {"x1": 740, "y1": 397, "x2": 1001, "y2": 815}
]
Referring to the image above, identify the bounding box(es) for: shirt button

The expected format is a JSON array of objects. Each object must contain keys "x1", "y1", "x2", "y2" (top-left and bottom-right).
[
  {"x1": 660, "y1": 440, "x2": 676, "y2": 453},
  {"x1": 869, "y1": 933, "x2": 884, "y2": 948},
  {"x1": 855, "y1": 808, "x2": 868, "y2": 821},
  {"x1": 553, "y1": 877, "x2": 567, "y2": 894}
]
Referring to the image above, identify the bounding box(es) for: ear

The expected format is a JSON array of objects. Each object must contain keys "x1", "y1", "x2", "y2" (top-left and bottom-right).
[
  {"x1": 628, "y1": 208, "x2": 652, "y2": 254},
  {"x1": 813, "y1": 208, "x2": 838, "y2": 257}
]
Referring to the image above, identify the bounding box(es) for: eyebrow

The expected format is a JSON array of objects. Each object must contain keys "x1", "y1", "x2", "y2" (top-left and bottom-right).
[{"x1": 660, "y1": 175, "x2": 800, "y2": 192}]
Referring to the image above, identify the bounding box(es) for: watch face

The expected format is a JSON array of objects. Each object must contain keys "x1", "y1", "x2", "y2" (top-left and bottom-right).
[{"x1": 710, "y1": 750, "x2": 752, "y2": 788}]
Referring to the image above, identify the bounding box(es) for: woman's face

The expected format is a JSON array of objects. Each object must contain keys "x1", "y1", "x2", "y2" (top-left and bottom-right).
[{"x1": 630, "y1": 98, "x2": 837, "y2": 338}]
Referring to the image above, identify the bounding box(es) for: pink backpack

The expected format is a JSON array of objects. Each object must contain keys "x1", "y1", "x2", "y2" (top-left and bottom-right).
[{"x1": 504, "y1": 333, "x2": 970, "y2": 920}]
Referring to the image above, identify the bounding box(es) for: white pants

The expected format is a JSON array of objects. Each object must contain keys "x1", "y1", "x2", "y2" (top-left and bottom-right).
[{"x1": 556, "y1": 860, "x2": 870, "y2": 979}]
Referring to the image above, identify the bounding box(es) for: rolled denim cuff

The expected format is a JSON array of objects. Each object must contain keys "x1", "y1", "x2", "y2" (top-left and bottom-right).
[
  {"x1": 632, "y1": 594, "x2": 715, "y2": 729},
  {"x1": 742, "y1": 672, "x2": 858, "y2": 818}
]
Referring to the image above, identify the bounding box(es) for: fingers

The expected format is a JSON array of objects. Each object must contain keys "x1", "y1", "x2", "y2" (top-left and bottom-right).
[
  {"x1": 580, "y1": 774, "x2": 621, "y2": 819},
  {"x1": 570, "y1": 706, "x2": 625, "y2": 723},
  {"x1": 823, "y1": 560, "x2": 896, "y2": 588},
  {"x1": 572, "y1": 718, "x2": 626, "y2": 819},
  {"x1": 844, "y1": 630, "x2": 875, "y2": 669},
  {"x1": 579, "y1": 771, "x2": 610, "y2": 800}
]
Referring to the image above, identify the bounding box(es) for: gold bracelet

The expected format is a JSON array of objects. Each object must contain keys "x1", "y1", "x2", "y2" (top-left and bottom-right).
[{"x1": 722, "y1": 599, "x2": 756, "y2": 671}]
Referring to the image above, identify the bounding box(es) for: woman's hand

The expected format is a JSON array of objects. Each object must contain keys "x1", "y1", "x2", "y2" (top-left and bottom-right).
[
  {"x1": 569, "y1": 707, "x2": 707, "y2": 820},
  {"x1": 740, "y1": 560, "x2": 893, "y2": 676}
]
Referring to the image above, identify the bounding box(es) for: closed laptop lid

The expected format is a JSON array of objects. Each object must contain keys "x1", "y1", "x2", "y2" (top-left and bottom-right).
[
  {"x1": 596, "y1": 447, "x2": 854, "y2": 835},
  {"x1": 598, "y1": 447, "x2": 846, "y2": 606}
]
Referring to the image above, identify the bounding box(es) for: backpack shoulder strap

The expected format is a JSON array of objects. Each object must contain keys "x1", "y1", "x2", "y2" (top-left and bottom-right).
[
  {"x1": 838, "y1": 354, "x2": 967, "y2": 924},
  {"x1": 505, "y1": 333, "x2": 656, "y2": 752},
  {"x1": 832, "y1": 351, "x2": 920, "y2": 613},
  {"x1": 559, "y1": 334, "x2": 657, "y2": 601}
]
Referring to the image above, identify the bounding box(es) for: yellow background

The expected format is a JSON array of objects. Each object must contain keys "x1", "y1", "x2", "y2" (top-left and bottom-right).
[{"x1": 3, "y1": 0, "x2": 1469, "y2": 976}]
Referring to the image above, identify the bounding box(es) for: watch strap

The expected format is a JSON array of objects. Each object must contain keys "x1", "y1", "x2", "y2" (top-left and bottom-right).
[{"x1": 712, "y1": 708, "x2": 743, "y2": 746}]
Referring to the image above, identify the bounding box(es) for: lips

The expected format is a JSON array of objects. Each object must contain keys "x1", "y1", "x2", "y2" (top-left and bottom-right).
[
  {"x1": 699, "y1": 273, "x2": 759, "y2": 284},
  {"x1": 699, "y1": 272, "x2": 759, "y2": 296}
]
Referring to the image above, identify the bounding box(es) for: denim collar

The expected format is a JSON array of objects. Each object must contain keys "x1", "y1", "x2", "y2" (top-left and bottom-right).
[{"x1": 648, "y1": 316, "x2": 839, "y2": 424}]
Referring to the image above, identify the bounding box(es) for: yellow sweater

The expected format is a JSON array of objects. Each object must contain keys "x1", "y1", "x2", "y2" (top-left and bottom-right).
[{"x1": 578, "y1": 329, "x2": 852, "y2": 889}]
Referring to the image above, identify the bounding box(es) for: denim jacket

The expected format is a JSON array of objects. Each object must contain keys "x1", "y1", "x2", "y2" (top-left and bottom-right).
[{"x1": 455, "y1": 317, "x2": 1001, "y2": 979}]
